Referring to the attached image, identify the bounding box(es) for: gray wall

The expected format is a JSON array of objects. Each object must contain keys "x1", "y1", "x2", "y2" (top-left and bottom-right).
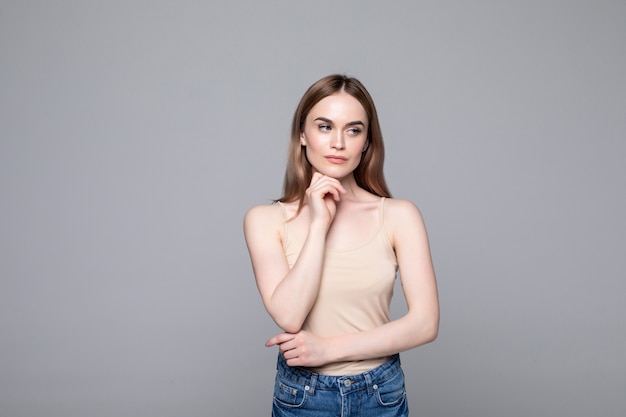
[{"x1": 1, "y1": 1, "x2": 624, "y2": 416}]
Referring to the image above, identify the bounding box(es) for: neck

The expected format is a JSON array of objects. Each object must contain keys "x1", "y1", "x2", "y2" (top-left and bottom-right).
[
  {"x1": 339, "y1": 175, "x2": 361, "y2": 199},
  {"x1": 338, "y1": 174, "x2": 378, "y2": 203}
]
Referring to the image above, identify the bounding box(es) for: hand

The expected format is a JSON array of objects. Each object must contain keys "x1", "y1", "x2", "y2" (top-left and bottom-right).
[
  {"x1": 266, "y1": 330, "x2": 330, "y2": 368},
  {"x1": 305, "y1": 172, "x2": 346, "y2": 228}
]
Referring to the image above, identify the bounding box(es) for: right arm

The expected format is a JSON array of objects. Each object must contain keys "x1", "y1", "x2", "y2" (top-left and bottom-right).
[{"x1": 243, "y1": 173, "x2": 344, "y2": 333}]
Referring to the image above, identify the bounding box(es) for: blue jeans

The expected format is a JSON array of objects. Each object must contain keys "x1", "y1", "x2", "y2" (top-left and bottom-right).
[{"x1": 272, "y1": 353, "x2": 408, "y2": 417}]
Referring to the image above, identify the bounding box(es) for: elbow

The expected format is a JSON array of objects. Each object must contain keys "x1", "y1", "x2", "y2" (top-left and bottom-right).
[
  {"x1": 423, "y1": 321, "x2": 439, "y2": 344},
  {"x1": 277, "y1": 321, "x2": 303, "y2": 334},
  {"x1": 264, "y1": 299, "x2": 308, "y2": 334},
  {"x1": 412, "y1": 314, "x2": 439, "y2": 346},
  {"x1": 271, "y1": 311, "x2": 305, "y2": 334},
  {"x1": 423, "y1": 315, "x2": 439, "y2": 344}
]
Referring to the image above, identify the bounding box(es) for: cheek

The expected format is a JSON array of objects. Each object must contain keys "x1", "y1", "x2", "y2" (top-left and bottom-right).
[
  {"x1": 350, "y1": 138, "x2": 368, "y2": 153},
  {"x1": 303, "y1": 133, "x2": 325, "y2": 151}
]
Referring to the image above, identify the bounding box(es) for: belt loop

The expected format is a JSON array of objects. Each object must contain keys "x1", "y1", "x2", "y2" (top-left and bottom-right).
[
  {"x1": 307, "y1": 373, "x2": 317, "y2": 395},
  {"x1": 364, "y1": 371, "x2": 374, "y2": 395}
]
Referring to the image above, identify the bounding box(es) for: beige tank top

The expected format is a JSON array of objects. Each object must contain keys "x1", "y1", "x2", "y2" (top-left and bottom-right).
[{"x1": 281, "y1": 197, "x2": 398, "y2": 375}]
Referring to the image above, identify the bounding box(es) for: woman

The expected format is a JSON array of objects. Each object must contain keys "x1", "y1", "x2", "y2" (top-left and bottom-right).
[{"x1": 244, "y1": 74, "x2": 439, "y2": 416}]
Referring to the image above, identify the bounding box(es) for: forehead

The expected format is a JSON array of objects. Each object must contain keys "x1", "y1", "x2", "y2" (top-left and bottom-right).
[{"x1": 307, "y1": 92, "x2": 367, "y2": 122}]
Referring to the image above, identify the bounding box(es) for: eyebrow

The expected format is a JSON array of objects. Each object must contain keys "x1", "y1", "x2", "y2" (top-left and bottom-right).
[{"x1": 314, "y1": 117, "x2": 365, "y2": 127}]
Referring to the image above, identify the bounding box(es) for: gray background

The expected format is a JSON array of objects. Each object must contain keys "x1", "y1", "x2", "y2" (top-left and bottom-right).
[{"x1": 1, "y1": 1, "x2": 624, "y2": 416}]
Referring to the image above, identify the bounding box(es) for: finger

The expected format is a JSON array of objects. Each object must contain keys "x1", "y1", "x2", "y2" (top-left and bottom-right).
[
  {"x1": 329, "y1": 188, "x2": 342, "y2": 202},
  {"x1": 278, "y1": 340, "x2": 297, "y2": 354},
  {"x1": 309, "y1": 172, "x2": 324, "y2": 185},
  {"x1": 326, "y1": 177, "x2": 347, "y2": 195},
  {"x1": 282, "y1": 347, "x2": 299, "y2": 360},
  {"x1": 319, "y1": 175, "x2": 345, "y2": 193},
  {"x1": 310, "y1": 173, "x2": 342, "y2": 190},
  {"x1": 285, "y1": 357, "x2": 302, "y2": 367},
  {"x1": 309, "y1": 181, "x2": 342, "y2": 200},
  {"x1": 319, "y1": 175, "x2": 343, "y2": 191},
  {"x1": 315, "y1": 185, "x2": 337, "y2": 200},
  {"x1": 307, "y1": 188, "x2": 336, "y2": 204},
  {"x1": 265, "y1": 333, "x2": 295, "y2": 347}
]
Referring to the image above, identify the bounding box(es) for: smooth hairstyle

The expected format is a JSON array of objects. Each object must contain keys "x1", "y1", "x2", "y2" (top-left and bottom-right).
[{"x1": 278, "y1": 74, "x2": 391, "y2": 210}]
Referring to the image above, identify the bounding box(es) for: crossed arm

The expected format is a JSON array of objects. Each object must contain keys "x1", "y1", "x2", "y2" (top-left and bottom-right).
[
  {"x1": 244, "y1": 198, "x2": 439, "y2": 368},
  {"x1": 244, "y1": 203, "x2": 329, "y2": 333}
]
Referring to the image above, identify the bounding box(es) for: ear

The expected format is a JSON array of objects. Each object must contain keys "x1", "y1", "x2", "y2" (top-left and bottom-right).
[
  {"x1": 300, "y1": 132, "x2": 307, "y2": 146},
  {"x1": 362, "y1": 141, "x2": 369, "y2": 152}
]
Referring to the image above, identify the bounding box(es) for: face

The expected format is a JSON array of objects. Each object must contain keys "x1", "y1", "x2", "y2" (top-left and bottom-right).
[{"x1": 300, "y1": 92, "x2": 369, "y2": 180}]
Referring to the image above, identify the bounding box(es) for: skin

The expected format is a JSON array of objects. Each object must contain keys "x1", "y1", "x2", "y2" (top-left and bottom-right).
[{"x1": 244, "y1": 92, "x2": 439, "y2": 368}]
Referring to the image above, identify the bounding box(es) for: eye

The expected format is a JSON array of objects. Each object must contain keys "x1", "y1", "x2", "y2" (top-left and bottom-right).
[
  {"x1": 347, "y1": 128, "x2": 362, "y2": 135},
  {"x1": 319, "y1": 124, "x2": 331, "y2": 132}
]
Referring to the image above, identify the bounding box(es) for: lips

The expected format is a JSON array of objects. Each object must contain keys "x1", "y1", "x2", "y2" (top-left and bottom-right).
[{"x1": 325, "y1": 155, "x2": 348, "y2": 164}]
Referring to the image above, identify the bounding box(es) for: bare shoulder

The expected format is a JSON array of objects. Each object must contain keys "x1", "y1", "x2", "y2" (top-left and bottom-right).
[
  {"x1": 245, "y1": 202, "x2": 283, "y2": 222},
  {"x1": 384, "y1": 198, "x2": 424, "y2": 223},
  {"x1": 383, "y1": 198, "x2": 428, "y2": 243},
  {"x1": 244, "y1": 203, "x2": 284, "y2": 233}
]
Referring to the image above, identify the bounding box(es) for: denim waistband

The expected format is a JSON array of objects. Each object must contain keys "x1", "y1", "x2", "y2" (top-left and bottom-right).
[{"x1": 276, "y1": 353, "x2": 402, "y2": 396}]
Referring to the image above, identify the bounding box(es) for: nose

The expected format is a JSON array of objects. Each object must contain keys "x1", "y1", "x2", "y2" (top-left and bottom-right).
[{"x1": 331, "y1": 132, "x2": 345, "y2": 150}]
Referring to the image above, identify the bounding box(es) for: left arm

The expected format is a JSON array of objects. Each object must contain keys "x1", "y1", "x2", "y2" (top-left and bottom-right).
[{"x1": 268, "y1": 199, "x2": 439, "y2": 367}]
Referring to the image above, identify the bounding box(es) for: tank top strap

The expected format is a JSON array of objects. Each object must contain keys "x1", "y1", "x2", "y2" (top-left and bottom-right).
[
  {"x1": 378, "y1": 197, "x2": 396, "y2": 260},
  {"x1": 379, "y1": 197, "x2": 386, "y2": 229},
  {"x1": 276, "y1": 201, "x2": 287, "y2": 220},
  {"x1": 276, "y1": 201, "x2": 289, "y2": 250}
]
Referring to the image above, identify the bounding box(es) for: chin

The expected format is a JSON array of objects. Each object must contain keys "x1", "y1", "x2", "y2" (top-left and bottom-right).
[
  {"x1": 322, "y1": 171, "x2": 353, "y2": 182},
  {"x1": 314, "y1": 164, "x2": 357, "y2": 178}
]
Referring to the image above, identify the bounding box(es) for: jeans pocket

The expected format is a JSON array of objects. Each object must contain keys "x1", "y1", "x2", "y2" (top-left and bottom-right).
[
  {"x1": 375, "y1": 368, "x2": 407, "y2": 407},
  {"x1": 273, "y1": 373, "x2": 307, "y2": 408}
]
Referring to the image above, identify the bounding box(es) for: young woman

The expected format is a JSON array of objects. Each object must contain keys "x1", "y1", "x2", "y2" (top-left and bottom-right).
[{"x1": 244, "y1": 74, "x2": 439, "y2": 417}]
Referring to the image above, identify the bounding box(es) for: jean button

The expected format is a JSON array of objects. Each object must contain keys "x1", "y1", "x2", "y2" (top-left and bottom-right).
[{"x1": 344, "y1": 380, "x2": 351, "y2": 387}]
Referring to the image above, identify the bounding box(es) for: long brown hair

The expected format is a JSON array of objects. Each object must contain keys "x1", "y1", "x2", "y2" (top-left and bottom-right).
[{"x1": 277, "y1": 74, "x2": 391, "y2": 211}]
